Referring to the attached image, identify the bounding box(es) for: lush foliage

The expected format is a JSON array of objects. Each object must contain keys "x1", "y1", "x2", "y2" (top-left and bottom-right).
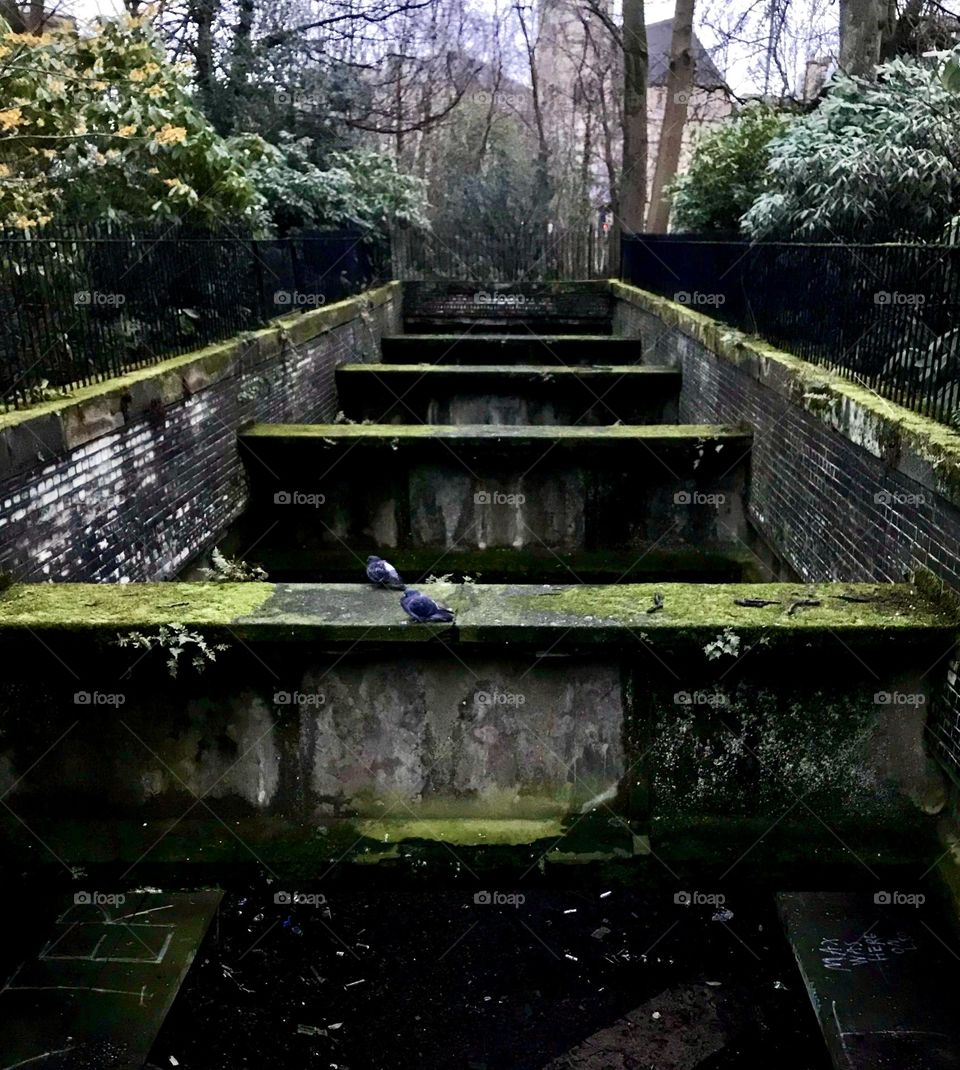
[
  {"x1": 743, "y1": 54, "x2": 960, "y2": 242},
  {"x1": 233, "y1": 133, "x2": 429, "y2": 234},
  {"x1": 669, "y1": 104, "x2": 792, "y2": 234},
  {"x1": 0, "y1": 13, "x2": 259, "y2": 229}
]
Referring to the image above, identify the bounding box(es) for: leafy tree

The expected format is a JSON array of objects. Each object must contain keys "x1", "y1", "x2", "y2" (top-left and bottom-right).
[
  {"x1": 232, "y1": 133, "x2": 429, "y2": 234},
  {"x1": 669, "y1": 103, "x2": 792, "y2": 233},
  {"x1": 0, "y1": 11, "x2": 259, "y2": 229},
  {"x1": 743, "y1": 53, "x2": 960, "y2": 242}
]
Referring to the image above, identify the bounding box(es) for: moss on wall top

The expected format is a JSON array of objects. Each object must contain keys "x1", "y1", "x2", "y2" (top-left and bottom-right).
[{"x1": 239, "y1": 423, "x2": 747, "y2": 441}]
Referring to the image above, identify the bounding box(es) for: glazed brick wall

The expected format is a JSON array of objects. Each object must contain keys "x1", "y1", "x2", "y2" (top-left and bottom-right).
[
  {"x1": 616, "y1": 299, "x2": 960, "y2": 774},
  {"x1": 0, "y1": 295, "x2": 400, "y2": 583}
]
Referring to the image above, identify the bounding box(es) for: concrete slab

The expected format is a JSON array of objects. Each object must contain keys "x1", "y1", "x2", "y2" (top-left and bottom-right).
[
  {"x1": 0, "y1": 889, "x2": 221, "y2": 1070},
  {"x1": 778, "y1": 891, "x2": 960, "y2": 1070},
  {"x1": 335, "y1": 363, "x2": 681, "y2": 425},
  {"x1": 381, "y1": 334, "x2": 637, "y2": 364}
]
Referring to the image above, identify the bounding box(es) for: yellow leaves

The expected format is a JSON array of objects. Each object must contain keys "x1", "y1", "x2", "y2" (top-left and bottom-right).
[
  {"x1": 0, "y1": 45, "x2": 10, "y2": 59},
  {"x1": 74, "y1": 117, "x2": 87, "y2": 136},
  {"x1": 129, "y1": 68, "x2": 147, "y2": 83},
  {"x1": 0, "y1": 107, "x2": 23, "y2": 131},
  {"x1": 0, "y1": 163, "x2": 10, "y2": 178},
  {"x1": 154, "y1": 124, "x2": 187, "y2": 146},
  {"x1": 145, "y1": 84, "x2": 166, "y2": 100},
  {"x1": 11, "y1": 212, "x2": 52, "y2": 229},
  {"x1": 3, "y1": 32, "x2": 54, "y2": 47},
  {"x1": 118, "y1": 123, "x2": 138, "y2": 137},
  {"x1": 49, "y1": 79, "x2": 66, "y2": 95},
  {"x1": 41, "y1": 149, "x2": 56, "y2": 160}
]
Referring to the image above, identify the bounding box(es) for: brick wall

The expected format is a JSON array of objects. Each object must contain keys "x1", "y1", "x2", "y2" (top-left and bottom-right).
[
  {"x1": 613, "y1": 284, "x2": 960, "y2": 777},
  {"x1": 0, "y1": 286, "x2": 400, "y2": 582}
]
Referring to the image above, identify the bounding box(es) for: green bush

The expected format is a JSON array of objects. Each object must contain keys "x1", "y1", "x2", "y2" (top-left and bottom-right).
[
  {"x1": 743, "y1": 54, "x2": 960, "y2": 242},
  {"x1": 669, "y1": 104, "x2": 792, "y2": 234}
]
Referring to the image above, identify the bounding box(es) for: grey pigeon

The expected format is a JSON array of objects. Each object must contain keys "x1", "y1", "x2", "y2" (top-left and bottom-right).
[
  {"x1": 400, "y1": 589, "x2": 455, "y2": 623},
  {"x1": 366, "y1": 555, "x2": 405, "y2": 590}
]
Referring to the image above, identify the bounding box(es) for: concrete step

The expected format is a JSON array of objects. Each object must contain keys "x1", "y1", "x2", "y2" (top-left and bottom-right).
[
  {"x1": 0, "y1": 889, "x2": 222, "y2": 1070},
  {"x1": 0, "y1": 581, "x2": 952, "y2": 865},
  {"x1": 335, "y1": 363, "x2": 680, "y2": 425},
  {"x1": 237, "y1": 422, "x2": 751, "y2": 554},
  {"x1": 403, "y1": 316, "x2": 613, "y2": 335},
  {"x1": 380, "y1": 333, "x2": 640, "y2": 365},
  {"x1": 778, "y1": 891, "x2": 960, "y2": 1070}
]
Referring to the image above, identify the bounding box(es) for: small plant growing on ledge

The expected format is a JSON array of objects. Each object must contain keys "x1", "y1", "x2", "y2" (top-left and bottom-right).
[
  {"x1": 200, "y1": 547, "x2": 268, "y2": 583},
  {"x1": 704, "y1": 628, "x2": 742, "y2": 661},
  {"x1": 114, "y1": 624, "x2": 229, "y2": 678}
]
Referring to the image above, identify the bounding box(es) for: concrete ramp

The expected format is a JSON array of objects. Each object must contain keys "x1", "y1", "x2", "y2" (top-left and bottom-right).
[
  {"x1": 778, "y1": 891, "x2": 960, "y2": 1070},
  {"x1": 0, "y1": 889, "x2": 221, "y2": 1069}
]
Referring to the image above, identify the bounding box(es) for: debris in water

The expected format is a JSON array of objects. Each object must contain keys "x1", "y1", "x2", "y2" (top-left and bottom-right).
[
  {"x1": 344, "y1": 978, "x2": 366, "y2": 988},
  {"x1": 564, "y1": 953, "x2": 578, "y2": 962},
  {"x1": 600, "y1": 890, "x2": 612, "y2": 899},
  {"x1": 652, "y1": 1011, "x2": 661, "y2": 1020},
  {"x1": 563, "y1": 908, "x2": 577, "y2": 914},
  {"x1": 712, "y1": 908, "x2": 734, "y2": 922},
  {"x1": 591, "y1": 926, "x2": 611, "y2": 940},
  {"x1": 705, "y1": 980, "x2": 723, "y2": 987}
]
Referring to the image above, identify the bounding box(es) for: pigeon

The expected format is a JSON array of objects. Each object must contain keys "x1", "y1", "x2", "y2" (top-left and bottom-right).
[
  {"x1": 366, "y1": 555, "x2": 405, "y2": 591},
  {"x1": 400, "y1": 589, "x2": 455, "y2": 623}
]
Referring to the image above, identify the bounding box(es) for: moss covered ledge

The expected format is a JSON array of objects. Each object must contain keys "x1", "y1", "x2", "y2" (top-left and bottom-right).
[
  {"x1": 0, "y1": 581, "x2": 953, "y2": 647},
  {"x1": 0, "y1": 282, "x2": 399, "y2": 480},
  {"x1": 611, "y1": 279, "x2": 960, "y2": 509}
]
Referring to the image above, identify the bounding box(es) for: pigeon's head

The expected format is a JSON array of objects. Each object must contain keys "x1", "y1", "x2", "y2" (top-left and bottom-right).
[
  {"x1": 402, "y1": 588, "x2": 421, "y2": 599},
  {"x1": 366, "y1": 555, "x2": 381, "y2": 565}
]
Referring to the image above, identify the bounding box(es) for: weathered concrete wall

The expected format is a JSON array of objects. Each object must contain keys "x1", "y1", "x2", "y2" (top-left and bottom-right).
[
  {"x1": 238, "y1": 424, "x2": 751, "y2": 555},
  {"x1": 0, "y1": 580, "x2": 952, "y2": 864},
  {"x1": 0, "y1": 286, "x2": 401, "y2": 582},
  {"x1": 611, "y1": 281, "x2": 960, "y2": 778}
]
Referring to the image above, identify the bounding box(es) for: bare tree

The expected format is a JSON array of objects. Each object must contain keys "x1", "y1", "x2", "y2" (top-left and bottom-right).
[
  {"x1": 839, "y1": 0, "x2": 884, "y2": 75},
  {"x1": 647, "y1": 0, "x2": 696, "y2": 231},
  {"x1": 620, "y1": 0, "x2": 649, "y2": 233}
]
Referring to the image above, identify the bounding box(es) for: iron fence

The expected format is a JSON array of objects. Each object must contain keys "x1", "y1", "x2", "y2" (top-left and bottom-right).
[
  {"x1": 394, "y1": 222, "x2": 613, "y2": 282},
  {"x1": 621, "y1": 234, "x2": 960, "y2": 428},
  {"x1": 0, "y1": 222, "x2": 389, "y2": 410}
]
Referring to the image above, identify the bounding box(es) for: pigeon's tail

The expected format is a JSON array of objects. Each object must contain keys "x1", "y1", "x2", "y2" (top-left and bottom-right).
[
  {"x1": 429, "y1": 608, "x2": 455, "y2": 622},
  {"x1": 386, "y1": 580, "x2": 407, "y2": 591}
]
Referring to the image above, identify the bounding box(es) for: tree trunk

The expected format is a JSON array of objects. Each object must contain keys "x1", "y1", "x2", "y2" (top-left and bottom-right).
[
  {"x1": 620, "y1": 0, "x2": 648, "y2": 234},
  {"x1": 646, "y1": 0, "x2": 696, "y2": 232},
  {"x1": 839, "y1": 0, "x2": 883, "y2": 78}
]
